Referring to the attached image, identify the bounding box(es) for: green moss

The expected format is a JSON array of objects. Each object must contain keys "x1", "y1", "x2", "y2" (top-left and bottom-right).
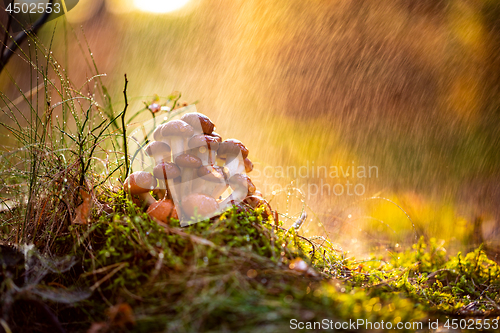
[{"x1": 3, "y1": 194, "x2": 500, "y2": 332}]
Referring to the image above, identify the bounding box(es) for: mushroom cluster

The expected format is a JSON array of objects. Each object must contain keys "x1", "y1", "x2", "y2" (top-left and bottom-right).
[{"x1": 124, "y1": 112, "x2": 263, "y2": 224}]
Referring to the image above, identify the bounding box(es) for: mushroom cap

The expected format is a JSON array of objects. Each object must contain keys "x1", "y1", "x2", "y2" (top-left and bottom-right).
[
  {"x1": 197, "y1": 165, "x2": 225, "y2": 182},
  {"x1": 229, "y1": 173, "x2": 256, "y2": 195},
  {"x1": 188, "y1": 134, "x2": 221, "y2": 151},
  {"x1": 153, "y1": 162, "x2": 181, "y2": 180},
  {"x1": 153, "y1": 124, "x2": 165, "y2": 141},
  {"x1": 244, "y1": 157, "x2": 253, "y2": 173},
  {"x1": 243, "y1": 195, "x2": 265, "y2": 209},
  {"x1": 147, "y1": 199, "x2": 178, "y2": 223},
  {"x1": 175, "y1": 153, "x2": 203, "y2": 168},
  {"x1": 161, "y1": 120, "x2": 194, "y2": 138},
  {"x1": 218, "y1": 139, "x2": 249, "y2": 160},
  {"x1": 145, "y1": 141, "x2": 171, "y2": 157},
  {"x1": 181, "y1": 193, "x2": 219, "y2": 218},
  {"x1": 124, "y1": 171, "x2": 156, "y2": 195},
  {"x1": 181, "y1": 112, "x2": 215, "y2": 134},
  {"x1": 208, "y1": 132, "x2": 222, "y2": 141}
]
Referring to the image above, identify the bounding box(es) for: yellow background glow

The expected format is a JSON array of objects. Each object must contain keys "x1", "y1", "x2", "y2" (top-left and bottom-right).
[{"x1": 132, "y1": 0, "x2": 190, "y2": 13}]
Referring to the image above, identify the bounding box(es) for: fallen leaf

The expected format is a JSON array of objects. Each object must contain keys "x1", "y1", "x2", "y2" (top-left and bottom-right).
[
  {"x1": 107, "y1": 303, "x2": 135, "y2": 328},
  {"x1": 72, "y1": 189, "x2": 92, "y2": 224}
]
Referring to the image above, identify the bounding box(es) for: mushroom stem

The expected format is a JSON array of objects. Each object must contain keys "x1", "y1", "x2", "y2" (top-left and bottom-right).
[
  {"x1": 219, "y1": 187, "x2": 246, "y2": 210},
  {"x1": 137, "y1": 192, "x2": 157, "y2": 207},
  {"x1": 212, "y1": 182, "x2": 229, "y2": 199},
  {"x1": 225, "y1": 158, "x2": 241, "y2": 178},
  {"x1": 235, "y1": 162, "x2": 245, "y2": 174},
  {"x1": 209, "y1": 150, "x2": 217, "y2": 166},
  {"x1": 180, "y1": 168, "x2": 196, "y2": 197},
  {"x1": 166, "y1": 178, "x2": 180, "y2": 205},
  {"x1": 192, "y1": 177, "x2": 205, "y2": 193},
  {"x1": 195, "y1": 147, "x2": 210, "y2": 165},
  {"x1": 201, "y1": 181, "x2": 221, "y2": 197},
  {"x1": 157, "y1": 180, "x2": 168, "y2": 199},
  {"x1": 170, "y1": 137, "x2": 185, "y2": 159}
]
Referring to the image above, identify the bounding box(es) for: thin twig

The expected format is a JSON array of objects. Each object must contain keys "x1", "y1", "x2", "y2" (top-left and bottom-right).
[
  {"x1": 89, "y1": 262, "x2": 128, "y2": 292},
  {"x1": 121, "y1": 74, "x2": 129, "y2": 180},
  {"x1": 1, "y1": 0, "x2": 15, "y2": 61},
  {"x1": 0, "y1": 0, "x2": 54, "y2": 73}
]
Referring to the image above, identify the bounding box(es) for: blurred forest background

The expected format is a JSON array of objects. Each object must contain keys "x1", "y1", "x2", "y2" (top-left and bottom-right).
[{"x1": 1, "y1": 0, "x2": 499, "y2": 255}]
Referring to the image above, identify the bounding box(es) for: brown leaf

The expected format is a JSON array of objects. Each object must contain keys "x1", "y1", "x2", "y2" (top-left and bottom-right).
[
  {"x1": 72, "y1": 189, "x2": 92, "y2": 224},
  {"x1": 107, "y1": 303, "x2": 136, "y2": 328}
]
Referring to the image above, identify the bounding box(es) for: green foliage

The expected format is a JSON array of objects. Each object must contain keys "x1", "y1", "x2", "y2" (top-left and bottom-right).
[{"x1": 353, "y1": 237, "x2": 500, "y2": 316}]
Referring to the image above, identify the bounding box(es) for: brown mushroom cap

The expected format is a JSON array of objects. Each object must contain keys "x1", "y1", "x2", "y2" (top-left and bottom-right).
[
  {"x1": 124, "y1": 171, "x2": 156, "y2": 195},
  {"x1": 153, "y1": 162, "x2": 181, "y2": 180},
  {"x1": 175, "y1": 153, "x2": 203, "y2": 168},
  {"x1": 208, "y1": 132, "x2": 222, "y2": 141},
  {"x1": 181, "y1": 112, "x2": 215, "y2": 134},
  {"x1": 145, "y1": 141, "x2": 171, "y2": 157},
  {"x1": 229, "y1": 173, "x2": 256, "y2": 195},
  {"x1": 197, "y1": 165, "x2": 225, "y2": 182},
  {"x1": 161, "y1": 120, "x2": 194, "y2": 138},
  {"x1": 188, "y1": 134, "x2": 221, "y2": 151},
  {"x1": 244, "y1": 158, "x2": 253, "y2": 173},
  {"x1": 153, "y1": 124, "x2": 165, "y2": 141},
  {"x1": 147, "y1": 199, "x2": 178, "y2": 223},
  {"x1": 218, "y1": 139, "x2": 249, "y2": 160},
  {"x1": 181, "y1": 193, "x2": 219, "y2": 218},
  {"x1": 243, "y1": 195, "x2": 265, "y2": 209}
]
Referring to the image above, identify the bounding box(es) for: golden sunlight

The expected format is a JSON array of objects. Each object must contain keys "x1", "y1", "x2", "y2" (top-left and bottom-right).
[{"x1": 132, "y1": 0, "x2": 190, "y2": 13}]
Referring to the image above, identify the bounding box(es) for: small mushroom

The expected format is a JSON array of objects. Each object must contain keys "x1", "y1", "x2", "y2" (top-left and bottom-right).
[
  {"x1": 188, "y1": 134, "x2": 221, "y2": 165},
  {"x1": 243, "y1": 158, "x2": 253, "y2": 173},
  {"x1": 153, "y1": 124, "x2": 165, "y2": 142},
  {"x1": 243, "y1": 194, "x2": 265, "y2": 209},
  {"x1": 220, "y1": 173, "x2": 256, "y2": 209},
  {"x1": 181, "y1": 193, "x2": 219, "y2": 220},
  {"x1": 153, "y1": 162, "x2": 181, "y2": 199},
  {"x1": 175, "y1": 153, "x2": 203, "y2": 198},
  {"x1": 197, "y1": 165, "x2": 226, "y2": 197},
  {"x1": 123, "y1": 171, "x2": 157, "y2": 207},
  {"x1": 217, "y1": 139, "x2": 249, "y2": 178},
  {"x1": 161, "y1": 120, "x2": 194, "y2": 158},
  {"x1": 208, "y1": 132, "x2": 222, "y2": 141},
  {"x1": 147, "y1": 199, "x2": 178, "y2": 224},
  {"x1": 181, "y1": 112, "x2": 215, "y2": 135},
  {"x1": 145, "y1": 141, "x2": 171, "y2": 164}
]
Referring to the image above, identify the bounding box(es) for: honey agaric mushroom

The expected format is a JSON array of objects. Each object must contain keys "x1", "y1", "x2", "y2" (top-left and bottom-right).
[
  {"x1": 161, "y1": 120, "x2": 194, "y2": 159},
  {"x1": 153, "y1": 162, "x2": 181, "y2": 199},
  {"x1": 208, "y1": 132, "x2": 222, "y2": 141},
  {"x1": 188, "y1": 134, "x2": 221, "y2": 165},
  {"x1": 175, "y1": 153, "x2": 203, "y2": 197},
  {"x1": 243, "y1": 191, "x2": 267, "y2": 209},
  {"x1": 181, "y1": 193, "x2": 219, "y2": 219},
  {"x1": 145, "y1": 141, "x2": 171, "y2": 164},
  {"x1": 243, "y1": 158, "x2": 253, "y2": 173},
  {"x1": 217, "y1": 139, "x2": 249, "y2": 177},
  {"x1": 181, "y1": 112, "x2": 215, "y2": 135},
  {"x1": 153, "y1": 124, "x2": 165, "y2": 142},
  {"x1": 220, "y1": 173, "x2": 256, "y2": 209},
  {"x1": 123, "y1": 171, "x2": 157, "y2": 207},
  {"x1": 197, "y1": 165, "x2": 226, "y2": 197},
  {"x1": 147, "y1": 199, "x2": 178, "y2": 224}
]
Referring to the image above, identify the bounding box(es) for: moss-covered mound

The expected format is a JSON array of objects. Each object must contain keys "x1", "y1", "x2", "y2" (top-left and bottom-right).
[{"x1": 1, "y1": 192, "x2": 500, "y2": 333}]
